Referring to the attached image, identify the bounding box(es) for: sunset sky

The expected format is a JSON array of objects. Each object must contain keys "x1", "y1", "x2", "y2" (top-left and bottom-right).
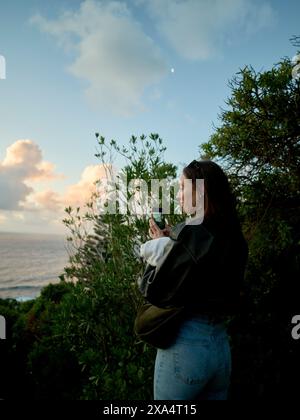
[{"x1": 0, "y1": 0, "x2": 299, "y2": 234}]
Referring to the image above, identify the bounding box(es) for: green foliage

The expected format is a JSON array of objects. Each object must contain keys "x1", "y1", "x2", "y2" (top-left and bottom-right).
[
  {"x1": 201, "y1": 57, "x2": 300, "y2": 398},
  {"x1": 201, "y1": 57, "x2": 299, "y2": 294},
  {"x1": 57, "y1": 133, "x2": 181, "y2": 399}
]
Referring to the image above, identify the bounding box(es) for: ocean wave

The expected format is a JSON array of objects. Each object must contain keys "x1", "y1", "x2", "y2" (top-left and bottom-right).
[{"x1": 0, "y1": 232, "x2": 69, "y2": 299}]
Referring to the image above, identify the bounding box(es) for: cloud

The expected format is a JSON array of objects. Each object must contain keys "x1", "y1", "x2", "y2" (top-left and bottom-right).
[
  {"x1": 0, "y1": 140, "x2": 63, "y2": 210},
  {"x1": 0, "y1": 209, "x2": 64, "y2": 234},
  {"x1": 0, "y1": 212, "x2": 7, "y2": 224},
  {"x1": 0, "y1": 140, "x2": 117, "y2": 233},
  {"x1": 141, "y1": 0, "x2": 276, "y2": 60},
  {"x1": 21, "y1": 163, "x2": 117, "y2": 234},
  {"x1": 30, "y1": 0, "x2": 168, "y2": 116},
  {"x1": 21, "y1": 190, "x2": 62, "y2": 212},
  {"x1": 1, "y1": 139, "x2": 116, "y2": 213},
  {"x1": 20, "y1": 164, "x2": 116, "y2": 214},
  {"x1": 63, "y1": 164, "x2": 116, "y2": 208},
  {"x1": 1, "y1": 139, "x2": 63, "y2": 182},
  {"x1": 0, "y1": 169, "x2": 33, "y2": 211},
  {"x1": 244, "y1": 2, "x2": 276, "y2": 34}
]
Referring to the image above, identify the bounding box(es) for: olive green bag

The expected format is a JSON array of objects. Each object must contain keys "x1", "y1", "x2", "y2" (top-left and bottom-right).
[{"x1": 134, "y1": 302, "x2": 185, "y2": 349}]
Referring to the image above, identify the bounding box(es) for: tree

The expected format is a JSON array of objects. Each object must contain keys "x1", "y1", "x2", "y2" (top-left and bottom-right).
[
  {"x1": 290, "y1": 35, "x2": 300, "y2": 47},
  {"x1": 58, "y1": 133, "x2": 184, "y2": 399},
  {"x1": 200, "y1": 56, "x2": 300, "y2": 398}
]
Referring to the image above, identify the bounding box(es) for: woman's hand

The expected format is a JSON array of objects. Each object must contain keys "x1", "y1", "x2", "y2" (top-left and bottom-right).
[{"x1": 148, "y1": 217, "x2": 172, "y2": 239}]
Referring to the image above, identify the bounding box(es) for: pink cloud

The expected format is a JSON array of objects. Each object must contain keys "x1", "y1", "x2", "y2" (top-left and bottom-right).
[
  {"x1": 22, "y1": 190, "x2": 62, "y2": 212},
  {"x1": 63, "y1": 164, "x2": 115, "y2": 208},
  {"x1": 0, "y1": 139, "x2": 65, "y2": 211},
  {"x1": 1, "y1": 139, "x2": 117, "y2": 232},
  {"x1": 1, "y1": 139, "x2": 64, "y2": 182},
  {"x1": 20, "y1": 164, "x2": 115, "y2": 215}
]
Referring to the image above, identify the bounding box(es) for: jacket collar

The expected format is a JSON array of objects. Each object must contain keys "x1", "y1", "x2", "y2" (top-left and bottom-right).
[
  {"x1": 170, "y1": 216, "x2": 206, "y2": 241},
  {"x1": 169, "y1": 221, "x2": 186, "y2": 240}
]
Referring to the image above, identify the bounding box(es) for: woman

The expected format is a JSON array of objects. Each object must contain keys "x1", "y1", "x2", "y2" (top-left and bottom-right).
[{"x1": 147, "y1": 159, "x2": 249, "y2": 400}]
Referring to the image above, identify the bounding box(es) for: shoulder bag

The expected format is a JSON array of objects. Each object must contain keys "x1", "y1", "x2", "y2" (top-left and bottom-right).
[{"x1": 134, "y1": 301, "x2": 185, "y2": 349}]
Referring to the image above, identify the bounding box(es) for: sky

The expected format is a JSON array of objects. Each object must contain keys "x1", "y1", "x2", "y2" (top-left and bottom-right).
[{"x1": 0, "y1": 0, "x2": 299, "y2": 234}]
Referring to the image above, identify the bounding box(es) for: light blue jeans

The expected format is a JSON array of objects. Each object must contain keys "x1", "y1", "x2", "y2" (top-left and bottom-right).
[{"x1": 153, "y1": 315, "x2": 232, "y2": 400}]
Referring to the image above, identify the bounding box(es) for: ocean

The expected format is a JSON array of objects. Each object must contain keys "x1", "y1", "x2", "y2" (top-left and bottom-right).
[{"x1": 0, "y1": 231, "x2": 70, "y2": 301}]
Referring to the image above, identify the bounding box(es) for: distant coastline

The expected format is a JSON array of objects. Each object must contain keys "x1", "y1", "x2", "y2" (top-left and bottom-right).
[{"x1": 0, "y1": 230, "x2": 66, "y2": 237}]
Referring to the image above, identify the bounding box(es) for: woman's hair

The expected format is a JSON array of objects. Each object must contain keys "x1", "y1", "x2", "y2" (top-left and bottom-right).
[{"x1": 183, "y1": 159, "x2": 241, "y2": 231}]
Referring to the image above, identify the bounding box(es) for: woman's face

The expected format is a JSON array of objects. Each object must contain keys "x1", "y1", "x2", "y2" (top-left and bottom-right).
[
  {"x1": 177, "y1": 174, "x2": 185, "y2": 211},
  {"x1": 177, "y1": 173, "x2": 194, "y2": 214},
  {"x1": 177, "y1": 172, "x2": 204, "y2": 216}
]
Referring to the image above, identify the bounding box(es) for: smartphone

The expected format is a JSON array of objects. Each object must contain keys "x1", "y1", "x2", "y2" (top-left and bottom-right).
[{"x1": 151, "y1": 207, "x2": 166, "y2": 230}]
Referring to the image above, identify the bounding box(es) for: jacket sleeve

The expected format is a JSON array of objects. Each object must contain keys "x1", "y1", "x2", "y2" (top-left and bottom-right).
[{"x1": 137, "y1": 224, "x2": 214, "y2": 308}]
